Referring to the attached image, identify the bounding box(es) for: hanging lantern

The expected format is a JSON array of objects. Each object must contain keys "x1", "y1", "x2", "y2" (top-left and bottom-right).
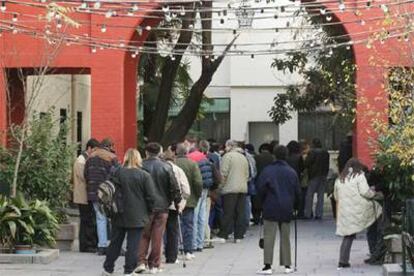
[{"x1": 235, "y1": 0, "x2": 255, "y2": 28}]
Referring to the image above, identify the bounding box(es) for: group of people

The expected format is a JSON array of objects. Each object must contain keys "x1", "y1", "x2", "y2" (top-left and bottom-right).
[{"x1": 72, "y1": 135, "x2": 383, "y2": 276}]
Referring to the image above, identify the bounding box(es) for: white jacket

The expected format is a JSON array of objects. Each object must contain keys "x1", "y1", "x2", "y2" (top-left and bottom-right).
[
  {"x1": 334, "y1": 173, "x2": 382, "y2": 236},
  {"x1": 168, "y1": 161, "x2": 191, "y2": 211}
]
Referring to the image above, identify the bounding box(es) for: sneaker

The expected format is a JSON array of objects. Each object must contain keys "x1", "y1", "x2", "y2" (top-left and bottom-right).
[
  {"x1": 189, "y1": 253, "x2": 196, "y2": 259},
  {"x1": 147, "y1": 267, "x2": 158, "y2": 274},
  {"x1": 97, "y1": 247, "x2": 107, "y2": 256},
  {"x1": 195, "y1": 248, "x2": 203, "y2": 252},
  {"x1": 203, "y1": 242, "x2": 214, "y2": 249},
  {"x1": 284, "y1": 267, "x2": 294, "y2": 274},
  {"x1": 210, "y1": 237, "x2": 226, "y2": 243},
  {"x1": 337, "y1": 263, "x2": 351, "y2": 270},
  {"x1": 256, "y1": 267, "x2": 272, "y2": 275},
  {"x1": 234, "y1": 239, "x2": 242, "y2": 244},
  {"x1": 102, "y1": 270, "x2": 113, "y2": 276},
  {"x1": 135, "y1": 264, "x2": 147, "y2": 274},
  {"x1": 185, "y1": 252, "x2": 194, "y2": 261}
]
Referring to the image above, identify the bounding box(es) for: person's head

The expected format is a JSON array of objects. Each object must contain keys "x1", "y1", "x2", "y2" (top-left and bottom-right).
[
  {"x1": 85, "y1": 138, "x2": 100, "y2": 155},
  {"x1": 184, "y1": 135, "x2": 198, "y2": 150},
  {"x1": 123, "y1": 148, "x2": 143, "y2": 168},
  {"x1": 175, "y1": 143, "x2": 188, "y2": 156},
  {"x1": 312, "y1": 138, "x2": 322, "y2": 148},
  {"x1": 209, "y1": 142, "x2": 219, "y2": 153},
  {"x1": 225, "y1": 140, "x2": 238, "y2": 152},
  {"x1": 340, "y1": 158, "x2": 365, "y2": 182},
  {"x1": 237, "y1": 141, "x2": 246, "y2": 150},
  {"x1": 274, "y1": 145, "x2": 288, "y2": 161},
  {"x1": 300, "y1": 140, "x2": 310, "y2": 155},
  {"x1": 145, "y1": 142, "x2": 162, "y2": 158},
  {"x1": 286, "y1": 140, "x2": 301, "y2": 155},
  {"x1": 245, "y1": 143, "x2": 255, "y2": 154},
  {"x1": 258, "y1": 143, "x2": 272, "y2": 153},
  {"x1": 161, "y1": 146, "x2": 176, "y2": 162},
  {"x1": 199, "y1": 140, "x2": 210, "y2": 154},
  {"x1": 101, "y1": 137, "x2": 115, "y2": 152}
]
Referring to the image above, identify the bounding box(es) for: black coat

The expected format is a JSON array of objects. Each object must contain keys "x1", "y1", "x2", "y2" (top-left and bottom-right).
[
  {"x1": 305, "y1": 148, "x2": 330, "y2": 179},
  {"x1": 143, "y1": 157, "x2": 181, "y2": 212},
  {"x1": 286, "y1": 153, "x2": 304, "y2": 180},
  {"x1": 256, "y1": 160, "x2": 301, "y2": 222},
  {"x1": 113, "y1": 167, "x2": 156, "y2": 228},
  {"x1": 254, "y1": 151, "x2": 275, "y2": 178}
]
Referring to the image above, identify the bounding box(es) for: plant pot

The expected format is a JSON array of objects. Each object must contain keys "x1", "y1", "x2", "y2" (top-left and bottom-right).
[
  {"x1": 55, "y1": 223, "x2": 78, "y2": 251},
  {"x1": 14, "y1": 244, "x2": 35, "y2": 254}
]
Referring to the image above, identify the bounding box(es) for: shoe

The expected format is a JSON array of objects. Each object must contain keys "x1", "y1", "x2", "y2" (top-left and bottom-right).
[
  {"x1": 204, "y1": 242, "x2": 214, "y2": 249},
  {"x1": 315, "y1": 216, "x2": 322, "y2": 220},
  {"x1": 284, "y1": 266, "x2": 294, "y2": 274},
  {"x1": 102, "y1": 270, "x2": 113, "y2": 276},
  {"x1": 190, "y1": 253, "x2": 196, "y2": 259},
  {"x1": 234, "y1": 239, "x2": 242, "y2": 243},
  {"x1": 211, "y1": 237, "x2": 226, "y2": 243},
  {"x1": 97, "y1": 247, "x2": 107, "y2": 256},
  {"x1": 135, "y1": 264, "x2": 147, "y2": 274},
  {"x1": 256, "y1": 267, "x2": 272, "y2": 275},
  {"x1": 147, "y1": 267, "x2": 163, "y2": 274},
  {"x1": 195, "y1": 248, "x2": 203, "y2": 252},
  {"x1": 337, "y1": 263, "x2": 351, "y2": 270},
  {"x1": 80, "y1": 247, "x2": 97, "y2": 253},
  {"x1": 185, "y1": 252, "x2": 194, "y2": 261}
]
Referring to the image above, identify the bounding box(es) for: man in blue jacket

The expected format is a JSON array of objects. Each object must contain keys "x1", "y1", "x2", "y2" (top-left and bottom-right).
[{"x1": 256, "y1": 145, "x2": 301, "y2": 275}]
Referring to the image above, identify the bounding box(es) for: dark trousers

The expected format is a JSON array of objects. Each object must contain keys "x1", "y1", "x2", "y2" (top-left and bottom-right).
[
  {"x1": 339, "y1": 234, "x2": 356, "y2": 265},
  {"x1": 251, "y1": 195, "x2": 262, "y2": 225},
  {"x1": 297, "y1": 187, "x2": 307, "y2": 218},
  {"x1": 218, "y1": 193, "x2": 246, "y2": 240},
  {"x1": 180, "y1": 208, "x2": 194, "y2": 254},
  {"x1": 78, "y1": 202, "x2": 97, "y2": 252},
  {"x1": 103, "y1": 226, "x2": 142, "y2": 274},
  {"x1": 165, "y1": 210, "x2": 179, "y2": 263},
  {"x1": 138, "y1": 211, "x2": 168, "y2": 269}
]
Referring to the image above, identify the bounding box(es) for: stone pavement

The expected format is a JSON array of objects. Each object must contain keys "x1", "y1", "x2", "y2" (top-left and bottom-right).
[{"x1": 0, "y1": 217, "x2": 382, "y2": 276}]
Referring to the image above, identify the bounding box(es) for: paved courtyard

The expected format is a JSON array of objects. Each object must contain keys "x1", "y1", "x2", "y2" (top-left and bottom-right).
[{"x1": 0, "y1": 217, "x2": 382, "y2": 276}]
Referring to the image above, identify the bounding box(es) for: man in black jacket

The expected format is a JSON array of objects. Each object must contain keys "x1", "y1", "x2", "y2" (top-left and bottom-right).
[
  {"x1": 84, "y1": 138, "x2": 118, "y2": 255},
  {"x1": 304, "y1": 138, "x2": 330, "y2": 219},
  {"x1": 136, "y1": 143, "x2": 181, "y2": 274}
]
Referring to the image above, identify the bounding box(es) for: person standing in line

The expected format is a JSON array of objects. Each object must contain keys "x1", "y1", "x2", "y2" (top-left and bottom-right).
[
  {"x1": 162, "y1": 147, "x2": 191, "y2": 264},
  {"x1": 252, "y1": 143, "x2": 275, "y2": 225},
  {"x1": 297, "y1": 141, "x2": 310, "y2": 218},
  {"x1": 84, "y1": 138, "x2": 118, "y2": 255},
  {"x1": 334, "y1": 158, "x2": 382, "y2": 270},
  {"x1": 256, "y1": 146, "x2": 300, "y2": 275},
  {"x1": 187, "y1": 140, "x2": 216, "y2": 252},
  {"x1": 136, "y1": 143, "x2": 181, "y2": 274},
  {"x1": 73, "y1": 138, "x2": 100, "y2": 253},
  {"x1": 102, "y1": 149, "x2": 156, "y2": 276},
  {"x1": 212, "y1": 140, "x2": 249, "y2": 243},
  {"x1": 243, "y1": 143, "x2": 257, "y2": 230},
  {"x1": 304, "y1": 138, "x2": 330, "y2": 220},
  {"x1": 175, "y1": 143, "x2": 203, "y2": 261},
  {"x1": 286, "y1": 140, "x2": 305, "y2": 219}
]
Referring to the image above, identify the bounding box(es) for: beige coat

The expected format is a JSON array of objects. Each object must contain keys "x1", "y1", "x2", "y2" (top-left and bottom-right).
[
  {"x1": 168, "y1": 161, "x2": 191, "y2": 211},
  {"x1": 220, "y1": 148, "x2": 249, "y2": 195},
  {"x1": 72, "y1": 153, "x2": 88, "y2": 205},
  {"x1": 334, "y1": 173, "x2": 382, "y2": 236}
]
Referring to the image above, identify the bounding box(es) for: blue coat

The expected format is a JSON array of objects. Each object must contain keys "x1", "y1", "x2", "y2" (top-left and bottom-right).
[{"x1": 256, "y1": 160, "x2": 301, "y2": 222}]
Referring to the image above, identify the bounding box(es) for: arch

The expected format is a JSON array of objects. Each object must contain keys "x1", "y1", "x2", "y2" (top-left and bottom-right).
[{"x1": 0, "y1": 1, "x2": 162, "y2": 158}]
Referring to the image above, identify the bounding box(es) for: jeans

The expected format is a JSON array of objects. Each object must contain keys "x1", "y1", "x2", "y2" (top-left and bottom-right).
[
  {"x1": 165, "y1": 210, "x2": 179, "y2": 263},
  {"x1": 339, "y1": 234, "x2": 356, "y2": 264},
  {"x1": 138, "y1": 211, "x2": 168, "y2": 269},
  {"x1": 245, "y1": 195, "x2": 251, "y2": 228},
  {"x1": 304, "y1": 176, "x2": 327, "y2": 219},
  {"x1": 205, "y1": 196, "x2": 212, "y2": 242},
  {"x1": 180, "y1": 208, "x2": 194, "y2": 254},
  {"x1": 263, "y1": 220, "x2": 291, "y2": 266},
  {"x1": 78, "y1": 202, "x2": 97, "y2": 252},
  {"x1": 93, "y1": 202, "x2": 108, "y2": 248},
  {"x1": 103, "y1": 226, "x2": 142, "y2": 274},
  {"x1": 218, "y1": 193, "x2": 246, "y2": 240},
  {"x1": 193, "y1": 189, "x2": 208, "y2": 250}
]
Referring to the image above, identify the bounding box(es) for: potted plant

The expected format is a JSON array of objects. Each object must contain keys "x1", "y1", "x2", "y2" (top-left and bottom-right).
[{"x1": 0, "y1": 193, "x2": 59, "y2": 254}]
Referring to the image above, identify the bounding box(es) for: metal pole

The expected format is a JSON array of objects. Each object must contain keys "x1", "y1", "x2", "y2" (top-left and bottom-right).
[
  {"x1": 294, "y1": 211, "x2": 298, "y2": 272},
  {"x1": 402, "y1": 206, "x2": 407, "y2": 275}
]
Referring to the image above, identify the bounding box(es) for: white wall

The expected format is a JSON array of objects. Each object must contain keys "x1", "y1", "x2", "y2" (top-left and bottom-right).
[{"x1": 27, "y1": 74, "x2": 91, "y2": 150}]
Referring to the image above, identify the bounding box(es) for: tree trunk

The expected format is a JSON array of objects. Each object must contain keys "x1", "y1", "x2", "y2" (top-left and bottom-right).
[{"x1": 147, "y1": 6, "x2": 196, "y2": 142}]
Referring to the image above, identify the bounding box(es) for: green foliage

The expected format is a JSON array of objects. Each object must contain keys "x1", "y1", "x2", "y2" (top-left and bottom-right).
[
  {"x1": 373, "y1": 68, "x2": 414, "y2": 202},
  {"x1": 0, "y1": 111, "x2": 76, "y2": 222},
  {"x1": 0, "y1": 193, "x2": 58, "y2": 248},
  {"x1": 269, "y1": 25, "x2": 356, "y2": 126}
]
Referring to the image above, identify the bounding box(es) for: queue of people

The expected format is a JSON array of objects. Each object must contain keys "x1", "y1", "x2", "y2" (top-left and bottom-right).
[{"x1": 71, "y1": 135, "x2": 383, "y2": 275}]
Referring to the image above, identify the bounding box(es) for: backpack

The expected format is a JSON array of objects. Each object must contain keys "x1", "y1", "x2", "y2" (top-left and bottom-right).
[{"x1": 97, "y1": 168, "x2": 124, "y2": 218}]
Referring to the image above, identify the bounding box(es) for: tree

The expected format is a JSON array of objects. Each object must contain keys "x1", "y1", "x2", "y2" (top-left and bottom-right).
[
  {"x1": 268, "y1": 23, "x2": 356, "y2": 127},
  {"x1": 142, "y1": 1, "x2": 238, "y2": 146}
]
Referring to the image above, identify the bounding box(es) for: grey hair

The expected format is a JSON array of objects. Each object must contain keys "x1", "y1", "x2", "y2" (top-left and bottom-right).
[
  {"x1": 225, "y1": 139, "x2": 238, "y2": 149},
  {"x1": 199, "y1": 140, "x2": 210, "y2": 153},
  {"x1": 176, "y1": 143, "x2": 188, "y2": 156}
]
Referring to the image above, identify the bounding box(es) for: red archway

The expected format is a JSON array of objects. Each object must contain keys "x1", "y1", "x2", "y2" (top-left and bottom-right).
[
  {"x1": 308, "y1": 0, "x2": 414, "y2": 167},
  {"x1": 0, "y1": 1, "x2": 162, "y2": 158}
]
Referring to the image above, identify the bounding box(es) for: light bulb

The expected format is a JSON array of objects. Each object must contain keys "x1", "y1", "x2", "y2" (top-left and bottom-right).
[
  {"x1": 105, "y1": 10, "x2": 112, "y2": 18},
  {"x1": 339, "y1": 3, "x2": 345, "y2": 12},
  {"x1": 101, "y1": 24, "x2": 106, "y2": 33},
  {"x1": 12, "y1": 14, "x2": 17, "y2": 22},
  {"x1": 320, "y1": 8, "x2": 326, "y2": 15},
  {"x1": 132, "y1": 4, "x2": 138, "y2": 11},
  {"x1": 91, "y1": 47, "x2": 97, "y2": 53},
  {"x1": 94, "y1": 1, "x2": 101, "y2": 9}
]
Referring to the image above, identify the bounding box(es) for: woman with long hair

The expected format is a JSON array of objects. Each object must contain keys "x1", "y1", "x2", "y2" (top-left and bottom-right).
[
  {"x1": 103, "y1": 149, "x2": 156, "y2": 276},
  {"x1": 334, "y1": 158, "x2": 382, "y2": 270}
]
